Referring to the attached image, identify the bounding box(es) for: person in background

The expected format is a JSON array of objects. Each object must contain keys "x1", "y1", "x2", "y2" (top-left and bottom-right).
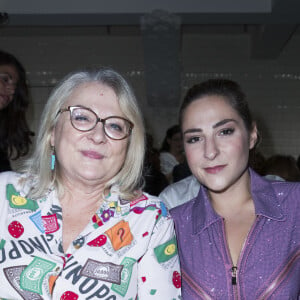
[
  {"x1": 143, "y1": 133, "x2": 169, "y2": 196},
  {"x1": 0, "y1": 68, "x2": 181, "y2": 299},
  {"x1": 172, "y1": 159, "x2": 192, "y2": 183},
  {"x1": 0, "y1": 50, "x2": 34, "y2": 172},
  {"x1": 263, "y1": 154, "x2": 300, "y2": 182},
  {"x1": 170, "y1": 79, "x2": 299, "y2": 299},
  {"x1": 160, "y1": 124, "x2": 185, "y2": 183},
  {"x1": 159, "y1": 174, "x2": 200, "y2": 210}
]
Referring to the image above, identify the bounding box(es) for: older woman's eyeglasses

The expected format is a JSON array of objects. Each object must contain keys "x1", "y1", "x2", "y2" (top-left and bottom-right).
[{"x1": 58, "y1": 106, "x2": 134, "y2": 140}]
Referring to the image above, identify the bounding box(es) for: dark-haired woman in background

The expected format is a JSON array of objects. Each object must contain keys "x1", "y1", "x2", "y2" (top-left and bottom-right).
[
  {"x1": 0, "y1": 50, "x2": 33, "y2": 171},
  {"x1": 170, "y1": 79, "x2": 300, "y2": 299},
  {"x1": 160, "y1": 124, "x2": 185, "y2": 183}
]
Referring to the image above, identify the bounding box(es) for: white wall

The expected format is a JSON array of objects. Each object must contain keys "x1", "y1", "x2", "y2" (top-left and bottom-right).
[{"x1": 1, "y1": 29, "x2": 300, "y2": 166}]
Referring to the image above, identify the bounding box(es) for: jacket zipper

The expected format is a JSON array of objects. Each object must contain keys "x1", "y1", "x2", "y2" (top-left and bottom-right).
[
  {"x1": 231, "y1": 266, "x2": 237, "y2": 285},
  {"x1": 220, "y1": 218, "x2": 239, "y2": 300},
  {"x1": 221, "y1": 216, "x2": 260, "y2": 300}
]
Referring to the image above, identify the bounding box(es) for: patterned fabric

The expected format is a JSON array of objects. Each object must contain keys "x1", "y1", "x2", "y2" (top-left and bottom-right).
[
  {"x1": 0, "y1": 171, "x2": 181, "y2": 299},
  {"x1": 171, "y1": 168, "x2": 300, "y2": 299}
]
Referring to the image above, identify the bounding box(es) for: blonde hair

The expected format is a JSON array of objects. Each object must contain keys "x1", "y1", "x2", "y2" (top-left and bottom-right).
[{"x1": 22, "y1": 68, "x2": 145, "y2": 200}]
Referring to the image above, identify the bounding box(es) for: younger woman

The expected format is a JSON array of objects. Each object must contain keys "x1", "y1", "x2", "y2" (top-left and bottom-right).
[{"x1": 171, "y1": 79, "x2": 300, "y2": 299}]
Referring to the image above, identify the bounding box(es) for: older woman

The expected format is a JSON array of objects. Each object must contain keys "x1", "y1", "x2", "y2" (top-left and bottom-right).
[{"x1": 0, "y1": 69, "x2": 181, "y2": 299}]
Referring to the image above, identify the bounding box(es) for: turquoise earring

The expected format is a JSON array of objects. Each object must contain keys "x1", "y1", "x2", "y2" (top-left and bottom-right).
[{"x1": 51, "y1": 149, "x2": 56, "y2": 170}]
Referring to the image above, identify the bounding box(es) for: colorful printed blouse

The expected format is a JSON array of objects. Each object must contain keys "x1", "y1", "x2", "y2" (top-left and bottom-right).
[{"x1": 0, "y1": 172, "x2": 181, "y2": 299}]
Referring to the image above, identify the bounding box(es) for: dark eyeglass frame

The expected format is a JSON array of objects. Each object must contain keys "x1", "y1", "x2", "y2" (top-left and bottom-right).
[{"x1": 57, "y1": 105, "x2": 134, "y2": 140}]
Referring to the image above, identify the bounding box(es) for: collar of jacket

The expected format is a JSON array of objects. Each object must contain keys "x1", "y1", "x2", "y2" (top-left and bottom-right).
[{"x1": 192, "y1": 168, "x2": 286, "y2": 235}]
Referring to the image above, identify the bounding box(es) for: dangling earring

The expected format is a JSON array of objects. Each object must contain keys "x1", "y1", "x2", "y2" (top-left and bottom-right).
[{"x1": 51, "y1": 148, "x2": 56, "y2": 171}]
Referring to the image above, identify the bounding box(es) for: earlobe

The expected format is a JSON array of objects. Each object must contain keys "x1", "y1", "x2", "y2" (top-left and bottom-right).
[
  {"x1": 249, "y1": 123, "x2": 258, "y2": 150},
  {"x1": 50, "y1": 129, "x2": 55, "y2": 147}
]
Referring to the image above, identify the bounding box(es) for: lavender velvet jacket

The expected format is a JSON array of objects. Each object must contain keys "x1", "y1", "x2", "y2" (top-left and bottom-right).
[{"x1": 170, "y1": 169, "x2": 300, "y2": 299}]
